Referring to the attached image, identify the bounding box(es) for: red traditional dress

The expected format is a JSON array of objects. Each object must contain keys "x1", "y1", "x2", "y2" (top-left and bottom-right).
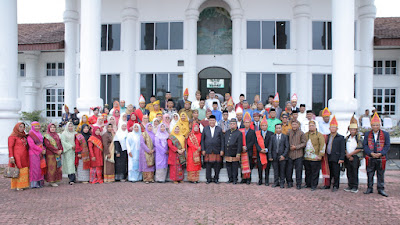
[
  {"x1": 8, "y1": 122, "x2": 29, "y2": 190},
  {"x1": 168, "y1": 132, "x2": 186, "y2": 182},
  {"x1": 88, "y1": 127, "x2": 104, "y2": 184},
  {"x1": 186, "y1": 123, "x2": 202, "y2": 182},
  {"x1": 44, "y1": 124, "x2": 63, "y2": 183},
  {"x1": 89, "y1": 114, "x2": 99, "y2": 125}
]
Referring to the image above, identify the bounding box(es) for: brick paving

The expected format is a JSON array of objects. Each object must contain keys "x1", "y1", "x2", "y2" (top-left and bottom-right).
[{"x1": 0, "y1": 170, "x2": 399, "y2": 224}]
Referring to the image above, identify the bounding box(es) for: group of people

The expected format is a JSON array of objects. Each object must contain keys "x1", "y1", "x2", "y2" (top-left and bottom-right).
[{"x1": 7, "y1": 89, "x2": 390, "y2": 197}]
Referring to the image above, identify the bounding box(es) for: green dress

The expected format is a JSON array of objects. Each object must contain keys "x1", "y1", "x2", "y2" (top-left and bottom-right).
[{"x1": 61, "y1": 129, "x2": 76, "y2": 175}]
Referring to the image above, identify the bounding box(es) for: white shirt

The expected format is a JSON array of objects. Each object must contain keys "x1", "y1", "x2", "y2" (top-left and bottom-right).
[
  {"x1": 276, "y1": 133, "x2": 281, "y2": 140},
  {"x1": 301, "y1": 120, "x2": 319, "y2": 133},
  {"x1": 298, "y1": 112, "x2": 307, "y2": 124},
  {"x1": 206, "y1": 98, "x2": 221, "y2": 111},
  {"x1": 191, "y1": 100, "x2": 200, "y2": 110},
  {"x1": 228, "y1": 110, "x2": 236, "y2": 120},
  {"x1": 319, "y1": 121, "x2": 330, "y2": 135},
  {"x1": 346, "y1": 136, "x2": 357, "y2": 154},
  {"x1": 210, "y1": 126, "x2": 216, "y2": 138},
  {"x1": 373, "y1": 131, "x2": 379, "y2": 142}
]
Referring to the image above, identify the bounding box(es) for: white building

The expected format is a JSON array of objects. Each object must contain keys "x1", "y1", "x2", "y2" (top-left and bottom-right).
[{"x1": 1, "y1": 0, "x2": 399, "y2": 161}]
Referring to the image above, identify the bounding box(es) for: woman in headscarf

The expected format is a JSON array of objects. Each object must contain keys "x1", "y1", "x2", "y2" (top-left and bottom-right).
[
  {"x1": 119, "y1": 113, "x2": 128, "y2": 128},
  {"x1": 75, "y1": 124, "x2": 91, "y2": 183},
  {"x1": 88, "y1": 126, "x2": 104, "y2": 184},
  {"x1": 61, "y1": 122, "x2": 77, "y2": 185},
  {"x1": 140, "y1": 123, "x2": 156, "y2": 183},
  {"x1": 76, "y1": 114, "x2": 90, "y2": 132},
  {"x1": 126, "y1": 123, "x2": 142, "y2": 182},
  {"x1": 114, "y1": 122, "x2": 128, "y2": 181},
  {"x1": 162, "y1": 114, "x2": 171, "y2": 132},
  {"x1": 113, "y1": 109, "x2": 121, "y2": 127},
  {"x1": 102, "y1": 123, "x2": 115, "y2": 183},
  {"x1": 92, "y1": 117, "x2": 106, "y2": 135},
  {"x1": 168, "y1": 125, "x2": 186, "y2": 184},
  {"x1": 126, "y1": 104, "x2": 135, "y2": 120},
  {"x1": 127, "y1": 112, "x2": 140, "y2": 132},
  {"x1": 109, "y1": 101, "x2": 120, "y2": 116},
  {"x1": 141, "y1": 115, "x2": 149, "y2": 131},
  {"x1": 169, "y1": 113, "x2": 180, "y2": 132},
  {"x1": 152, "y1": 118, "x2": 160, "y2": 131},
  {"x1": 176, "y1": 112, "x2": 190, "y2": 137},
  {"x1": 187, "y1": 122, "x2": 202, "y2": 183},
  {"x1": 8, "y1": 122, "x2": 29, "y2": 190},
  {"x1": 27, "y1": 121, "x2": 46, "y2": 188},
  {"x1": 108, "y1": 116, "x2": 118, "y2": 134},
  {"x1": 154, "y1": 123, "x2": 169, "y2": 183},
  {"x1": 44, "y1": 123, "x2": 63, "y2": 187}
]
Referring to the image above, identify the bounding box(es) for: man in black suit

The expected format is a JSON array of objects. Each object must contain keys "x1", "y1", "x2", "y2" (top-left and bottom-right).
[
  {"x1": 255, "y1": 117, "x2": 274, "y2": 185},
  {"x1": 268, "y1": 124, "x2": 289, "y2": 188},
  {"x1": 224, "y1": 118, "x2": 243, "y2": 184},
  {"x1": 160, "y1": 91, "x2": 172, "y2": 109},
  {"x1": 201, "y1": 115, "x2": 225, "y2": 184},
  {"x1": 240, "y1": 114, "x2": 256, "y2": 184},
  {"x1": 325, "y1": 117, "x2": 345, "y2": 192},
  {"x1": 176, "y1": 89, "x2": 189, "y2": 112}
]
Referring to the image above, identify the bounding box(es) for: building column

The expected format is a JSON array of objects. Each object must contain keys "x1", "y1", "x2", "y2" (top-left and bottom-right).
[
  {"x1": 0, "y1": 0, "x2": 21, "y2": 163},
  {"x1": 293, "y1": 0, "x2": 311, "y2": 109},
  {"x1": 358, "y1": 0, "x2": 376, "y2": 115},
  {"x1": 185, "y1": 9, "x2": 199, "y2": 102},
  {"x1": 21, "y1": 51, "x2": 41, "y2": 112},
  {"x1": 231, "y1": 9, "x2": 243, "y2": 102},
  {"x1": 63, "y1": 0, "x2": 79, "y2": 109},
  {"x1": 121, "y1": 0, "x2": 139, "y2": 105},
  {"x1": 77, "y1": 0, "x2": 103, "y2": 115},
  {"x1": 328, "y1": 0, "x2": 357, "y2": 135}
]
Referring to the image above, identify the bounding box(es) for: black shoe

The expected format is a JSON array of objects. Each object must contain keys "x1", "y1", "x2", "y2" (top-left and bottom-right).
[
  {"x1": 332, "y1": 187, "x2": 338, "y2": 192},
  {"x1": 296, "y1": 185, "x2": 301, "y2": 190},
  {"x1": 280, "y1": 185, "x2": 285, "y2": 189},
  {"x1": 287, "y1": 183, "x2": 293, "y2": 188},
  {"x1": 240, "y1": 180, "x2": 246, "y2": 184},
  {"x1": 378, "y1": 190, "x2": 388, "y2": 197},
  {"x1": 258, "y1": 180, "x2": 262, "y2": 185},
  {"x1": 364, "y1": 188, "x2": 373, "y2": 194},
  {"x1": 272, "y1": 184, "x2": 278, "y2": 188},
  {"x1": 246, "y1": 180, "x2": 251, "y2": 185},
  {"x1": 214, "y1": 180, "x2": 219, "y2": 184},
  {"x1": 321, "y1": 186, "x2": 330, "y2": 189},
  {"x1": 311, "y1": 187, "x2": 316, "y2": 191},
  {"x1": 303, "y1": 185, "x2": 310, "y2": 189},
  {"x1": 206, "y1": 180, "x2": 211, "y2": 184},
  {"x1": 226, "y1": 180, "x2": 232, "y2": 184},
  {"x1": 265, "y1": 183, "x2": 269, "y2": 186},
  {"x1": 233, "y1": 181, "x2": 237, "y2": 185}
]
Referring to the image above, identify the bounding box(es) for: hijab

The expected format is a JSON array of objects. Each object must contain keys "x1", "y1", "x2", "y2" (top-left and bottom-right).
[
  {"x1": 188, "y1": 122, "x2": 202, "y2": 147},
  {"x1": 29, "y1": 121, "x2": 43, "y2": 142},
  {"x1": 171, "y1": 124, "x2": 185, "y2": 149},
  {"x1": 10, "y1": 122, "x2": 26, "y2": 138},
  {"x1": 61, "y1": 122, "x2": 76, "y2": 145},
  {"x1": 77, "y1": 114, "x2": 90, "y2": 132},
  {"x1": 155, "y1": 123, "x2": 169, "y2": 148},
  {"x1": 108, "y1": 116, "x2": 118, "y2": 133},
  {"x1": 169, "y1": 113, "x2": 180, "y2": 132},
  {"x1": 46, "y1": 123, "x2": 60, "y2": 141},
  {"x1": 81, "y1": 124, "x2": 91, "y2": 143},
  {"x1": 128, "y1": 123, "x2": 142, "y2": 144},
  {"x1": 145, "y1": 123, "x2": 155, "y2": 141},
  {"x1": 162, "y1": 114, "x2": 171, "y2": 127},
  {"x1": 112, "y1": 101, "x2": 120, "y2": 112},
  {"x1": 125, "y1": 104, "x2": 134, "y2": 116},
  {"x1": 115, "y1": 122, "x2": 128, "y2": 143},
  {"x1": 119, "y1": 113, "x2": 128, "y2": 127},
  {"x1": 176, "y1": 112, "x2": 190, "y2": 137},
  {"x1": 127, "y1": 112, "x2": 140, "y2": 132},
  {"x1": 91, "y1": 126, "x2": 103, "y2": 141},
  {"x1": 113, "y1": 109, "x2": 121, "y2": 127},
  {"x1": 152, "y1": 118, "x2": 160, "y2": 131}
]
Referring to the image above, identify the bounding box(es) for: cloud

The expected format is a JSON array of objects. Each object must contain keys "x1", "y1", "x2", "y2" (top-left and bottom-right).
[{"x1": 18, "y1": 0, "x2": 65, "y2": 24}]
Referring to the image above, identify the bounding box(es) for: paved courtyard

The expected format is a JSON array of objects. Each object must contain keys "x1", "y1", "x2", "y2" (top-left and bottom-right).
[{"x1": 0, "y1": 170, "x2": 399, "y2": 224}]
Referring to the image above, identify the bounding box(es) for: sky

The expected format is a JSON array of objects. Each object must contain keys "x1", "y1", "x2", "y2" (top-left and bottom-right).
[{"x1": 17, "y1": 0, "x2": 400, "y2": 24}]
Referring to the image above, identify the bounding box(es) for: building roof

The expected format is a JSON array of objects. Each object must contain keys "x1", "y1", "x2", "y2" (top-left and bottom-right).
[
  {"x1": 374, "y1": 17, "x2": 400, "y2": 46},
  {"x1": 18, "y1": 23, "x2": 64, "y2": 51}
]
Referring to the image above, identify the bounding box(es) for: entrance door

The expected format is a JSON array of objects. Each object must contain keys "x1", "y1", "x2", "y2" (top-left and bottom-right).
[{"x1": 198, "y1": 67, "x2": 231, "y2": 99}]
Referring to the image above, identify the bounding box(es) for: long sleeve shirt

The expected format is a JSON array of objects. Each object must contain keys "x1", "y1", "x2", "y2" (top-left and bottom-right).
[
  {"x1": 304, "y1": 131, "x2": 325, "y2": 161},
  {"x1": 288, "y1": 129, "x2": 307, "y2": 160}
]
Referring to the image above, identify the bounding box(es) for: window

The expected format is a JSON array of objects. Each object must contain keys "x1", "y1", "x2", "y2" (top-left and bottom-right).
[
  {"x1": 312, "y1": 21, "x2": 332, "y2": 50},
  {"x1": 100, "y1": 74, "x2": 120, "y2": 106},
  {"x1": 247, "y1": 21, "x2": 290, "y2": 49},
  {"x1": 312, "y1": 74, "x2": 332, "y2": 114},
  {"x1": 46, "y1": 88, "x2": 64, "y2": 118},
  {"x1": 101, "y1": 24, "x2": 121, "y2": 51},
  {"x1": 246, "y1": 73, "x2": 291, "y2": 108},
  {"x1": 19, "y1": 64, "x2": 25, "y2": 77},
  {"x1": 140, "y1": 73, "x2": 183, "y2": 102},
  {"x1": 374, "y1": 88, "x2": 396, "y2": 115},
  {"x1": 141, "y1": 22, "x2": 183, "y2": 50},
  {"x1": 374, "y1": 60, "x2": 397, "y2": 75},
  {"x1": 46, "y1": 63, "x2": 64, "y2": 76}
]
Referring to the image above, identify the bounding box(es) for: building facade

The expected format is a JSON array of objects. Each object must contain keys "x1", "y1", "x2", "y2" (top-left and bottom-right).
[{"x1": 2, "y1": 0, "x2": 400, "y2": 161}]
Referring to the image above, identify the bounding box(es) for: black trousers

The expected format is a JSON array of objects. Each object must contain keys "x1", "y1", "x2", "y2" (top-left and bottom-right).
[
  {"x1": 272, "y1": 160, "x2": 287, "y2": 185},
  {"x1": 345, "y1": 155, "x2": 360, "y2": 189},
  {"x1": 68, "y1": 174, "x2": 76, "y2": 183},
  {"x1": 206, "y1": 162, "x2": 221, "y2": 181},
  {"x1": 226, "y1": 161, "x2": 239, "y2": 182},
  {"x1": 366, "y1": 158, "x2": 385, "y2": 190},
  {"x1": 304, "y1": 160, "x2": 321, "y2": 189},
  {"x1": 328, "y1": 160, "x2": 341, "y2": 188},
  {"x1": 286, "y1": 157, "x2": 303, "y2": 186},
  {"x1": 257, "y1": 158, "x2": 272, "y2": 183}
]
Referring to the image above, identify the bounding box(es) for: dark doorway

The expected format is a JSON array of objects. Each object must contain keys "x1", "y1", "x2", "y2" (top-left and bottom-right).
[{"x1": 198, "y1": 67, "x2": 231, "y2": 99}]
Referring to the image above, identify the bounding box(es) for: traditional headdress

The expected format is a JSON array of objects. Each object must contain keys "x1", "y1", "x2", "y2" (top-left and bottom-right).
[
  {"x1": 322, "y1": 107, "x2": 331, "y2": 118},
  {"x1": 139, "y1": 94, "x2": 146, "y2": 103},
  {"x1": 330, "y1": 115, "x2": 338, "y2": 128},
  {"x1": 235, "y1": 106, "x2": 243, "y2": 115},
  {"x1": 371, "y1": 112, "x2": 381, "y2": 125},
  {"x1": 227, "y1": 97, "x2": 234, "y2": 106},
  {"x1": 273, "y1": 93, "x2": 280, "y2": 102},
  {"x1": 183, "y1": 88, "x2": 189, "y2": 96},
  {"x1": 291, "y1": 93, "x2": 298, "y2": 102},
  {"x1": 349, "y1": 115, "x2": 358, "y2": 129},
  {"x1": 153, "y1": 100, "x2": 160, "y2": 105},
  {"x1": 260, "y1": 115, "x2": 268, "y2": 126},
  {"x1": 243, "y1": 112, "x2": 252, "y2": 123}
]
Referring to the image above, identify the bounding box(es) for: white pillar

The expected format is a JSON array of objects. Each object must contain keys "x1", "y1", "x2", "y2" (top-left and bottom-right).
[
  {"x1": 121, "y1": 0, "x2": 139, "y2": 105},
  {"x1": 185, "y1": 9, "x2": 199, "y2": 102},
  {"x1": 0, "y1": 0, "x2": 21, "y2": 163},
  {"x1": 77, "y1": 0, "x2": 103, "y2": 115},
  {"x1": 358, "y1": 0, "x2": 376, "y2": 115},
  {"x1": 63, "y1": 0, "x2": 79, "y2": 109},
  {"x1": 329, "y1": 0, "x2": 357, "y2": 135},
  {"x1": 231, "y1": 9, "x2": 243, "y2": 102},
  {"x1": 293, "y1": 0, "x2": 311, "y2": 109},
  {"x1": 21, "y1": 51, "x2": 40, "y2": 112}
]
